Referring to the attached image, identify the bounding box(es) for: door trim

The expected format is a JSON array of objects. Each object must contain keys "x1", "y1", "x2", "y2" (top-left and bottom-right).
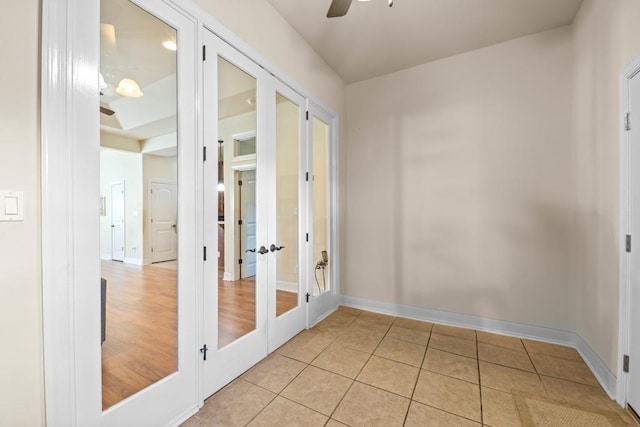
[{"x1": 618, "y1": 54, "x2": 640, "y2": 407}]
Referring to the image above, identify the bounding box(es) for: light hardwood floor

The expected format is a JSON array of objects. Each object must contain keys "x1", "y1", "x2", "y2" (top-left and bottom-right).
[{"x1": 101, "y1": 260, "x2": 297, "y2": 409}]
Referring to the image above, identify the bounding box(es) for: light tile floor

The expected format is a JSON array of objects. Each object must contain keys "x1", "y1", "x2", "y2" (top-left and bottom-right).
[{"x1": 182, "y1": 306, "x2": 638, "y2": 426}]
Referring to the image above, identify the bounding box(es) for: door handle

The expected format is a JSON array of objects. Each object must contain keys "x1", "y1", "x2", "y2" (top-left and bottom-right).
[
  {"x1": 270, "y1": 244, "x2": 285, "y2": 252},
  {"x1": 246, "y1": 246, "x2": 269, "y2": 255}
]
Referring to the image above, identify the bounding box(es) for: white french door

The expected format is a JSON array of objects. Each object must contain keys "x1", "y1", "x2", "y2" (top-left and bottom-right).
[
  {"x1": 307, "y1": 104, "x2": 340, "y2": 325},
  {"x1": 266, "y1": 80, "x2": 308, "y2": 351},
  {"x1": 203, "y1": 31, "x2": 270, "y2": 396},
  {"x1": 202, "y1": 31, "x2": 311, "y2": 397}
]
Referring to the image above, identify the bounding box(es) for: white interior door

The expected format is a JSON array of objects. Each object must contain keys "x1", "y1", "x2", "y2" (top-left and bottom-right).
[
  {"x1": 266, "y1": 80, "x2": 308, "y2": 351},
  {"x1": 628, "y1": 67, "x2": 640, "y2": 415},
  {"x1": 239, "y1": 170, "x2": 257, "y2": 278},
  {"x1": 110, "y1": 182, "x2": 125, "y2": 262},
  {"x1": 150, "y1": 181, "x2": 177, "y2": 263},
  {"x1": 307, "y1": 104, "x2": 340, "y2": 326},
  {"x1": 202, "y1": 31, "x2": 269, "y2": 397}
]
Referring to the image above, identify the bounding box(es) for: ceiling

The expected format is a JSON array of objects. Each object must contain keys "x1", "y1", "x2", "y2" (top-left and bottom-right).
[{"x1": 266, "y1": 0, "x2": 584, "y2": 84}]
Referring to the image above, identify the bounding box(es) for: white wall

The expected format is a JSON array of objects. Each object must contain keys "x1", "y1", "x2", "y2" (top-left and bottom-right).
[
  {"x1": 572, "y1": 0, "x2": 640, "y2": 372},
  {"x1": 345, "y1": 27, "x2": 575, "y2": 330},
  {"x1": 0, "y1": 1, "x2": 45, "y2": 425}
]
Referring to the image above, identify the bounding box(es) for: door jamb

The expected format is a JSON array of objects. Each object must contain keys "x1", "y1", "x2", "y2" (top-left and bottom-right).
[{"x1": 618, "y1": 54, "x2": 640, "y2": 407}]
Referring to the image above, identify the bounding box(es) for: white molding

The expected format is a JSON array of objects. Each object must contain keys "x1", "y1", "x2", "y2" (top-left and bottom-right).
[
  {"x1": 276, "y1": 281, "x2": 298, "y2": 293},
  {"x1": 341, "y1": 296, "x2": 618, "y2": 399},
  {"x1": 575, "y1": 334, "x2": 617, "y2": 399},
  {"x1": 618, "y1": 54, "x2": 640, "y2": 406},
  {"x1": 42, "y1": 0, "x2": 102, "y2": 425},
  {"x1": 101, "y1": 254, "x2": 113, "y2": 261},
  {"x1": 123, "y1": 257, "x2": 145, "y2": 266},
  {"x1": 222, "y1": 272, "x2": 233, "y2": 281}
]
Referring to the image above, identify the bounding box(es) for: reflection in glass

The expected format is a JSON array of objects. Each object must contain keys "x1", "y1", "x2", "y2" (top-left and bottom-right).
[
  {"x1": 217, "y1": 56, "x2": 258, "y2": 349},
  {"x1": 275, "y1": 93, "x2": 300, "y2": 317},
  {"x1": 312, "y1": 118, "x2": 331, "y2": 296},
  {"x1": 99, "y1": 0, "x2": 178, "y2": 410}
]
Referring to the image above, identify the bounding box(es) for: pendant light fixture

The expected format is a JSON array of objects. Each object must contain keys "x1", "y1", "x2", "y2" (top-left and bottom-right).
[{"x1": 116, "y1": 78, "x2": 143, "y2": 97}]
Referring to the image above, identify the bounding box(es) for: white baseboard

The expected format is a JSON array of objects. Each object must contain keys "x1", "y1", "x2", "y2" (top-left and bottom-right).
[
  {"x1": 223, "y1": 272, "x2": 233, "y2": 281},
  {"x1": 124, "y1": 257, "x2": 145, "y2": 266},
  {"x1": 573, "y1": 334, "x2": 617, "y2": 399},
  {"x1": 340, "y1": 295, "x2": 618, "y2": 400},
  {"x1": 276, "y1": 281, "x2": 297, "y2": 293},
  {"x1": 101, "y1": 254, "x2": 112, "y2": 260}
]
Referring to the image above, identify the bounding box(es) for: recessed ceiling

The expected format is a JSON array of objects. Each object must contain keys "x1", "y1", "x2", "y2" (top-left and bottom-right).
[{"x1": 266, "y1": 0, "x2": 584, "y2": 83}]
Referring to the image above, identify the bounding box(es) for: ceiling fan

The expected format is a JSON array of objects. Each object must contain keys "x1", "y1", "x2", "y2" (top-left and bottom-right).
[{"x1": 327, "y1": 0, "x2": 393, "y2": 18}]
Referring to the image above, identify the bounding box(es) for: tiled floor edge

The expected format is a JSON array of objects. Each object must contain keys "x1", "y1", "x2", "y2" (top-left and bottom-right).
[{"x1": 340, "y1": 295, "x2": 619, "y2": 405}]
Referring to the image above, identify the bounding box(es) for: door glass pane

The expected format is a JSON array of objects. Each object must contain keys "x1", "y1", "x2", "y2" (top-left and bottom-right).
[
  {"x1": 100, "y1": 0, "x2": 178, "y2": 410},
  {"x1": 217, "y1": 56, "x2": 257, "y2": 348},
  {"x1": 312, "y1": 117, "x2": 331, "y2": 296},
  {"x1": 275, "y1": 93, "x2": 300, "y2": 317}
]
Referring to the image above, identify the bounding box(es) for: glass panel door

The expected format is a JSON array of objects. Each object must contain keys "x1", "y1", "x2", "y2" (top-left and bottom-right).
[
  {"x1": 307, "y1": 104, "x2": 340, "y2": 325},
  {"x1": 98, "y1": 0, "x2": 198, "y2": 424},
  {"x1": 267, "y1": 82, "x2": 307, "y2": 351},
  {"x1": 202, "y1": 31, "x2": 269, "y2": 397},
  {"x1": 100, "y1": 0, "x2": 178, "y2": 409}
]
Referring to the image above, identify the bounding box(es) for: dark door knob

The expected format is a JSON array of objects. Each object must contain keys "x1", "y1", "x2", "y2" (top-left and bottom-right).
[
  {"x1": 270, "y1": 244, "x2": 285, "y2": 252},
  {"x1": 257, "y1": 246, "x2": 269, "y2": 255}
]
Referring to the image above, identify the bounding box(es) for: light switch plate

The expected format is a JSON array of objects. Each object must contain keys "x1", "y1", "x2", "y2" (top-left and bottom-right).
[{"x1": 0, "y1": 191, "x2": 24, "y2": 221}]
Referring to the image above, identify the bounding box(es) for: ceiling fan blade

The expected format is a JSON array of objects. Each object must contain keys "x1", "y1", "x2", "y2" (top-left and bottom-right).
[
  {"x1": 100, "y1": 106, "x2": 116, "y2": 116},
  {"x1": 327, "y1": 0, "x2": 352, "y2": 18}
]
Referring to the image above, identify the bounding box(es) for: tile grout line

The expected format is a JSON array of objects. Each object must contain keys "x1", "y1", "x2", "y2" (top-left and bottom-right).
[
  {"x1": 475, "y1": 330, "x2": 484, "y2": 426},
  {"x1": 402, "y1": 323, "x2": 433, "y2": 426},
  {"x1": 326, "y1": 315, "x2": 396, "y2": 424}
]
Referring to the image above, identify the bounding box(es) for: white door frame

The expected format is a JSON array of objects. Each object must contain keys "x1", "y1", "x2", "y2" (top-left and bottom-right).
[
  {"x1": 41, "y1": 0, "x2": 200, "y2": 425},
  {"x1": 617, "y1": 54, "x2": 640, "y2": 407}
]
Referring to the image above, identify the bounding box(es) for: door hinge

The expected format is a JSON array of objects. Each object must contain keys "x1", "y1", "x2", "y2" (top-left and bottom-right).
[
  {"x1": 150, "y1": 189, "x2": 153, "y2": 194},
  {"x1": 238, "y1": 258, "x2": 243, "y2": 265},
  {"x1": 204, "y1": 246, "x2": 207, "y2": 261},
  {"x1": 203, "y1": 146, "x2": 207, "y2": 161},
  {"x1": 626, "y1": 235, "x2": 632, "y2": 253},
  {"x1": 306, "y1": 233, "x2": 309, "y2": 242},
  {"x1": 625, "y1": 112, "x2": 631, "y2": 131},
  {"x1": 624, "y1": 354, "x2": 630, "y2": 373},
  {"x1": 238, "y1": 219, "x2": 243, "y2": 225},
  {"x1": 202, "y1": 45, "x2": 206, "y2": 61},
  {"x1": 306, "y1": 111, "x2": 309, "y2": 121},
  {"x1": 306, "y1": 292, "x2": 311, "y2": 303},
  {"x1": 151, "y1": 247, "x2": 154, "y2": 252},
  {"x1": 305, "y1": 172, "x2": 309, "y2": 182},
  {"x1": 151, "y1": 218, "x2": 154, "y2": 223},
  {"x1": 200, "y1": 344, "x2": 208, "y2": 361},
  {"x1": 238, "y1": 180, "x2": 243, "y2": 186}
]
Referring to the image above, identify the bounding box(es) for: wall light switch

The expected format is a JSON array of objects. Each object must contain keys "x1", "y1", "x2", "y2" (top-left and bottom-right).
[{"x1": 0, "y1": 191, "x2": 24, "y2": 221}]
